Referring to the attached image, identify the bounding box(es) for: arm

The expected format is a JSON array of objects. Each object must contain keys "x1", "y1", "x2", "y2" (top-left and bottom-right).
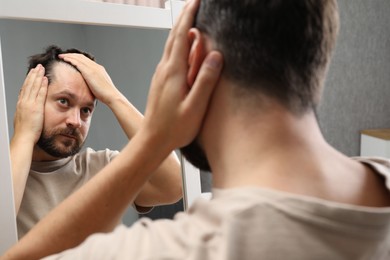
[
  {"x1": 10, "y1": 65, "x2": 48, "y2": 213},
  {"x1": 59, "y1": 53, "x2": 182, "y2": 206},
  {"x1": 2, "y1": 0, "x2": 222, "y2": 257}
]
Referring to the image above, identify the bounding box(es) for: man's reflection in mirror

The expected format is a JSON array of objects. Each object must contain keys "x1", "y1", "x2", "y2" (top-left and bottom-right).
[{"x1": 11, "y1": 45, "x2": 182, "y2": 239}]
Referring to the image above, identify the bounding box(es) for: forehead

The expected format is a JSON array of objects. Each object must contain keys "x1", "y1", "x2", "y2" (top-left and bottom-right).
[{"x1": 48, "y1": 62, "x2": 96, "y2": 104}]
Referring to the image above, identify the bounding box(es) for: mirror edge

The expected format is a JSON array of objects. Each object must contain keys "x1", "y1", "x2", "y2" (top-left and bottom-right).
[{"x1": 0, "y1": 35, "x2": 18, "y2": 254}]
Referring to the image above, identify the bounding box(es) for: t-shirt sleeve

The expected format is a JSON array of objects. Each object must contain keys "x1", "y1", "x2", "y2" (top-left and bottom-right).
[{"x1": 107, "y1": 149, "x2": 120, "y2": 161}]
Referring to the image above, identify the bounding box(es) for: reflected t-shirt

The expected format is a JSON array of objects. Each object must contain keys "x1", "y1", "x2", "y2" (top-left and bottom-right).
[{"x1": 17, "y1": 148, "x2": 119, "y2": 239}]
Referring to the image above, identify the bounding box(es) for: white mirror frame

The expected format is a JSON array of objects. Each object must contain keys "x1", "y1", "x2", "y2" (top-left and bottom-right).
[{"x1": 0, "y1": 36, "x2": 17, "y2": 254}]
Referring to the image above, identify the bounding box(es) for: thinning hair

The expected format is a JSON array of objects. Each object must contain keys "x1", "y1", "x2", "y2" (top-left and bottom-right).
[{"x1": 27, "y1": 45, "x2": 95, "y2": 85}]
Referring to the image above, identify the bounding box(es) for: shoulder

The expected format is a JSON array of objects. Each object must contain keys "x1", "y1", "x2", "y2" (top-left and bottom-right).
[{"x1": 352, "y1": 156, "x2": 390, "y2": 185}]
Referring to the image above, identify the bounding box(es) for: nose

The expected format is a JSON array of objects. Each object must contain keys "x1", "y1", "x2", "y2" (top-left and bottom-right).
[{"x1": 66, "y1": 109, "x2": 82, "y2": 129}]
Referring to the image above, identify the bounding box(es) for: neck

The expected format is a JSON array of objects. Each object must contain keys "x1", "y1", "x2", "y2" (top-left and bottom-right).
[
  {"x1": 201, "y1": 80, "x2": 350, "y2": 191},
  {"x1": 32, "y1": 145, "x2": 63, "y2": 162}
]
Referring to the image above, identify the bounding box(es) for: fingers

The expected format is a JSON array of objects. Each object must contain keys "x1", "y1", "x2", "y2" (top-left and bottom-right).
[
  {"x1": 59, "y1": 53, "x2": 94, "y2": 73},
  {"x1": 59, "y1": 53, "x2": 117, "y2": 104},
  {"x1": 59, "y1": 53, "x2": 108, "y2": 81},
  {"x1": 20, "y1": 65, "x2": 45, "y2": 101},
  {"x1": 14, "y1": 64, "x2": 48, "y2": 142},
  {"x1": 171, "y1": 0, "x2": 200, "y2": 59},
  {"x1": 183, "y1": 51, "x2": 223, "y2": 115},
  {"x1": 59, "y1": 54, "x2": 99, "y2": 84},
  {"x1": 163, "y1": 0, "x2": 200, "y2": 61},
  {"x1": 36, "y1": 76, "x2": 49, "y2": 106}
]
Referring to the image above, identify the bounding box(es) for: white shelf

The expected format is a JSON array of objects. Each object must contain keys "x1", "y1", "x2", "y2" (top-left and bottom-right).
[
  {"x1": 0, "y1": 0, "x2": 172, "y2": 29},
  {"x1": 360, "y1": 129, "x2": 390, "y2": 158}
]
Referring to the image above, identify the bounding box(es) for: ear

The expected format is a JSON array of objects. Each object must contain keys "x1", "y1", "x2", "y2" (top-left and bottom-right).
[{"x1": 187, "y1": 28, "x2": 207, "y2": 86}]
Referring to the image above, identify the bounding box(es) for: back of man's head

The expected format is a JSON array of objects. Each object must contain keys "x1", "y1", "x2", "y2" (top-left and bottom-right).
[
  {"x1": 27, "y1": 45, "x2": 94, "y2": 85},
  {"x1": 195, "y1": 0, "x2": 339, "y2": 115}
]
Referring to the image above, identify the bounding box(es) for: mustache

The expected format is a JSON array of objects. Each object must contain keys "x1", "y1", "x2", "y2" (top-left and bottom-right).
[{"x1": 54, "y1": 127, "x2": 82, "y2": 140}]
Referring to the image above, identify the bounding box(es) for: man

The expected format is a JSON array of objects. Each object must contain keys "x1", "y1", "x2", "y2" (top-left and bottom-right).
[
  {"x1": 10, "y1": 45, "x2": 182, "y2": 238},
  {"x1": 4, "y1": 0, "x2": 390, "y2": 259}
]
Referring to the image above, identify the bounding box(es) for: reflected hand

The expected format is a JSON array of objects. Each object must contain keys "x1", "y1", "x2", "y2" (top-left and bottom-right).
[
  {"x1": 59, "y1": 53, "x2": 121, "y2": 105},
  {"x1": 13, "y1": 64, "x2": 48, "y2": 145},
  {"x1": 142, "y1": 0, "x2": 223, "y2": 151}
]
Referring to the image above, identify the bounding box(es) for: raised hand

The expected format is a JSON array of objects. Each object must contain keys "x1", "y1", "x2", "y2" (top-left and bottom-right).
[
  {"x1": 58, "y1": 53, "x2": 121, "y2": 105},
  {"x1": 11, "y1": 64, "x2": 48, "y2": 213},
  {"x1": 13, "y1": 64, "x2": 48, "y2": 145},
  {"x1": 142, "y1": 0, "x2": 223, "y2": 151}
]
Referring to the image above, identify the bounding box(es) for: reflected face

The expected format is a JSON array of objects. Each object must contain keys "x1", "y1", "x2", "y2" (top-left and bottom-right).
[
  {"x1": 37, "y1": 62, "x2": 95, "y2": 159},
  {"x1": 180, "y1": 139, "x2": 211, "y2": 172}
]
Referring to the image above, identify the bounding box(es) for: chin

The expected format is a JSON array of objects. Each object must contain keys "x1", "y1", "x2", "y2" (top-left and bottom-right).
[{"x1": 180, "y1": 139, "x2": 211, "y2": 172}]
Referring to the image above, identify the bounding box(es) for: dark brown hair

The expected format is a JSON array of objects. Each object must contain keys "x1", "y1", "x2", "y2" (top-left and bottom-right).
[
  {"x1": 28, "y1": 45, "x2": 95, "y2": 85},
  {"x1": 195, "y1": 0, "x2": 339, "y2": 114}
]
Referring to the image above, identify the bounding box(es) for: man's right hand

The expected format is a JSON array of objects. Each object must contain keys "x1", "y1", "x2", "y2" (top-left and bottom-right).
[
  {"x1": 11, "y1": 64, "x2": 48, "y2": 214},
  {"x1": 13, "y1": 64, "x2": 48, "y2": 145},
  {"x1": 57, "y1": 53, "x2": 121, "y2": 107}
]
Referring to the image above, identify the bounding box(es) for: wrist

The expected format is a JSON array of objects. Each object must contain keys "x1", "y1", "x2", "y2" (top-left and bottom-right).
[
  {"x1": 136, "y1": 124, "x2": 174, "y2": 162},
  {"x1": 101, "y1": 90, "x2": 125, "y2": 107},
  {"x1": 11, "y1": 132, "x2": 37, "y2": 148},
  {"x1": 107, "y1": 96, "x2": 144, "y2": 139}
]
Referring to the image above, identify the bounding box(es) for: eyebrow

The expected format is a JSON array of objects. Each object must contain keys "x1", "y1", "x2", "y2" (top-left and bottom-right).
[{"x1": 55, "y1": 90, "x2": 96, "y2": 108}]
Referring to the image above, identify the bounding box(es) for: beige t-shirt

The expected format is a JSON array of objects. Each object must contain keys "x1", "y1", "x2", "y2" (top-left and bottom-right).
[
  {"x1": 45, "y1": 157, "x2": 390, "y2": 259},
  {"x1": 17, "y1": 148, "x2": 119, "y2": 239}
]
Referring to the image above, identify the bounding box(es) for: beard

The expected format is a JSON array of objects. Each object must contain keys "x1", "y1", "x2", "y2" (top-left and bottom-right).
[
  {"x1": 37, "y1": 126, "x2": 84, "y2": 158},
  {"x1": 180, "y1": 139, "x2": 211, "y2": 172}
]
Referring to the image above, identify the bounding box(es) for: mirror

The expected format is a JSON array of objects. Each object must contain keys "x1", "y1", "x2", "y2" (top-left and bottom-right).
[
  {"x1": 0, "y1": 18, "x2": 180, "y2": 234},
  {"x1": 0, "y1": 36, "x2": 17, "y2": 255},
  {"x1": 89, "y1": 0, "x2": 167, "y2": 8}
]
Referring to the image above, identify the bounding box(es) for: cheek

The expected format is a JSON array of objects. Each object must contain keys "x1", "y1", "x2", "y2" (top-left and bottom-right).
[
  {"x1": 43, "y1": 107, "x2": 57, "y2": 130},
  {"x1": 80, "y1": 122, "x2": 91, "y2": 138},
  {"x1": 44, "y1": 101, "x2": 65, "y2": 125}
]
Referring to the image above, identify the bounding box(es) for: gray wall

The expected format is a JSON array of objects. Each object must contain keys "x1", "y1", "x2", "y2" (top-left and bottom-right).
[
  {"x1": 0, "y1": 20, "x2": 87, "y2": 135},
  {"x1": 0, "y1": 19, "x2": 168, "y2": 225},
  {"x1": 317, "y1": 0, "x2": 390, "y2": 156},
  {"x1": 82, "y1": 25, "x2": 168, "y2": 151}
]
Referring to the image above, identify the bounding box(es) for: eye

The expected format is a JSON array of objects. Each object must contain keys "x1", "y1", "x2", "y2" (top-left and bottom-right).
[
  {"x1": 81, "y1": 107, "x2": 92, "y2": 116},
  {"x1": 58, "y1": 98, "x2": 68, "y2": 106}
]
